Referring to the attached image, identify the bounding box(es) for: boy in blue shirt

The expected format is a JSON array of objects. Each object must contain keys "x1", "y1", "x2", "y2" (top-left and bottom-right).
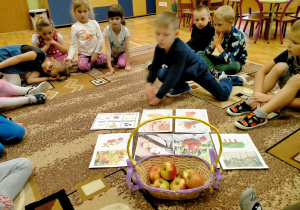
[
  {"x1": 145, "y1": 11, "x2": 246, "y2": 106},
  {"x1": 198, "y1": 5, "x2": 247, "y2": 77},
  {"x1": 186, "y1": 5, "x2": 215, "y2": 53},
  {"x1": 227, "y1": 20, "x2": 300, "y2": 130}
]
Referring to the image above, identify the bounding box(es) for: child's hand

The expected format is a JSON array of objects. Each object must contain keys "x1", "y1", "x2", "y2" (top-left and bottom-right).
[
  {"x1": 106, "y1": 67, "x2": 115, "y2": 75},
  {"x1": 91, "y1": 53, "x2": 98, "y2": 63},
  {"x1": 214, "y1": 33, "x2": 224, "y2": 46},
  {"x1": 149, "y1": 97, "x2": 161, "y2": 106},
  {"x1": 50, "y1": 39, "x2": 57, "y2": 45},
  {"x1": 64, "y1": 58, "x2": 72, "y2": 66},
  {"x1": 125, "y1": 65, "x2": 132, "y2": 72},
  {"x1": 44, "y1": 40, "x2": 52, "y2": 46},
  {"x1": 251, "y1": 92, "x2": 272, "y2": 103},
  {"x1": 48, "y1": 77, "x2": 58, "y2": 81}
]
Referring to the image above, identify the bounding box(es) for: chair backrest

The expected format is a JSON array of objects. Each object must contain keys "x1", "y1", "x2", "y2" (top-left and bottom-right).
[
  {"x1": 277, "y1": 0, "x2": 299, "y2": 22},
  {"x1": 239, "y1": 0, "x2": 262, "y2": 15},
  {"x1": 178, "y1": 0, "x2": 195, "y2": 12}
]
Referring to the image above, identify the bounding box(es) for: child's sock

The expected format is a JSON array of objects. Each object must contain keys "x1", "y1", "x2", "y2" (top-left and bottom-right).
[
  {"x1": 0, "y1": 97, "x2": 31, "y2": 108},
  {"x1": 0, "y1": 79, "x2": 30, "y2": 96},
  {"x1": 245, "y1": 97, "x2": 252, "y2": 105},
  {"x1": 239, "y1": 188, "x2": 263, "y2": 210},
  {"x1": 253, "y1": 109, "x2": 268, "y2": 119}
]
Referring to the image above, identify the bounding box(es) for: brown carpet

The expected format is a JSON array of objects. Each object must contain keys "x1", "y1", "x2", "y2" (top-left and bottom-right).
[{"x1": 2, "y1": 44, "x2": 300, "y2": 209}]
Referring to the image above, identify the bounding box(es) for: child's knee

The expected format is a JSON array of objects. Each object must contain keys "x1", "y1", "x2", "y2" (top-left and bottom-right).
[
  {"x1": 96, "y1": 54, "x2": 107, "y2": 65},
  {"x1": 117, "y1": 59, "x2": 126, "y2": 68},
  {"x1": 78, "y1": 62, "x2": 92, "y2": 72},
  {"x1": 287, "y1": 74, "x2": 300, "y2": 86},
  {"x1": 3, "y1": 125, "x2": 25, "y2": 144},
  {"x1": 272, "y1": 62, "x2": 287, "y2": 76},
  {"x1": 17, "y1": 158, "x2": 33, "y2": 174},
  {"x1": 216, "y1": 94, "x2": 230, "y2": 101}
]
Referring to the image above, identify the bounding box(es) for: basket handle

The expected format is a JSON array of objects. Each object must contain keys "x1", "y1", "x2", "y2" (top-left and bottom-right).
[
  {"x1": 126, "y1": 116, "x2": 223, "y2": 171},
  {"x1": 126, "y1": 159, "x2": 143, "y2": 190}
]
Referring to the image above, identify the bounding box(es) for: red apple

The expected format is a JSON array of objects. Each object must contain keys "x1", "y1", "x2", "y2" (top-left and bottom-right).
[
  {"x1": 170, "y1": 177, "x2": 187, "y2": 191},
  {"x1": 182, "y1": 169, "x2": 195, "y2": 181},
  {"x1": 149, "y1": 165, "x2": 162, "y2": 182},
  {"x1": 185, "y1": 172, "x2": 205, "y2": 189},
  {"x1": 160, "y1": 162, "x2": 177, "y2": 180},
  {"x1": 153, "y1": 178, "x2": 169, "y2": 190}
]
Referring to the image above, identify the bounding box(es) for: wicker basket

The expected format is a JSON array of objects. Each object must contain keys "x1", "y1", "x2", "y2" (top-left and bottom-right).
[{"x1": 126, "y1": 116, "x2": 223, "y2": 200}]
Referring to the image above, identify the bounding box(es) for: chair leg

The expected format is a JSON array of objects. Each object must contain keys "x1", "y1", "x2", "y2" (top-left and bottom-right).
[
  {"x1": 279, "y1": 21, "x2": 284, "y2": 44},
  {"x1": 250, "y1": 22, "x2": 254, "y2": 37},
  {"x1": 178, "y1": 14, "x2": 182, "y2": 29},
  {"x1": 283, "y1": 22, "x2": 287, "y2": 37},
  {"x1": 255, "y1": 20, "x2": 262, "y2": 43},
  {"x1": 190, "y1": 17, "x2": 193, "y2": 31},
  {"x1": 243, "y1": 21, "x2": 248, "y2": 32},
  {"x1": 274, "y1": 22, "x2": 278, "y2": 38}
]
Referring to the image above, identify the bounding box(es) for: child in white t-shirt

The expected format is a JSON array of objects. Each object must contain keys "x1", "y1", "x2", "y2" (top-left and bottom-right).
[
  {"x1": 64, "y1": 0, "x2": 106, "y2": 72},
  {"x1": 103, "y1": 4, "x2": 131, "y2": 75}
]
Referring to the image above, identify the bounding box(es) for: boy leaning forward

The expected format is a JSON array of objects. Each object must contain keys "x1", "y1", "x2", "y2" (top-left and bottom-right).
[{"x1": 145, "y1": 11, "x2": 246, "y2": 106}]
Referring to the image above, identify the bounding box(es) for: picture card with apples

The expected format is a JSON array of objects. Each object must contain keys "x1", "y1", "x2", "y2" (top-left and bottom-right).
[
  {"x1": 175, "y1": 109, "x2": 211, "y2": 133},
  {"x1": 89, "y1": 133, "x2": 133, "y2": 168},
  {"x1": 90, "y1": 112, "x2": 140, "y2": 130},
  {"x1": 211, "y1": 133, "x2": 269, "y2": 170},
  {"x1": 139, "y1": 109, "x2": 173, "y2": 133},
  {"x1": 134, "y1": 134, "x2": 174, "y2": 162},
  {"x1": 173, "y1": 133, "x2": 213, "y2": 164}
]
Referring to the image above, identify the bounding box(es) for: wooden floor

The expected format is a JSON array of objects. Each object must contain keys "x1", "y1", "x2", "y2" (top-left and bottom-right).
[{"x1": 0, "y1": 15, "x2": 289, "y2": 65}]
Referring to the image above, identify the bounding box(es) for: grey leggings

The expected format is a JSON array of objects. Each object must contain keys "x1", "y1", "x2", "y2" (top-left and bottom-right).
[{"x1": 0, "y1": 158, "x2": 32, "y2": 200}]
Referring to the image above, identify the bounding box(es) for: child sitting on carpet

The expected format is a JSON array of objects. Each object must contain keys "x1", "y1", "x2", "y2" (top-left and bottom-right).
[
  {"x1": 0, "y1": 158, "x2": 33, "y2": 209},
  {"x1": 227, "y1": 20, "x2": 300, "y2": 130},
  {"x1": 31, "y1": 17, "x2": 68, "y2": 62},
  {"x1": 103, "y1": 4, "x2": 131, "y2": 75},
  {"x1": 64, "y1": 0, "x2": 107, "y2": 72},
  {"x1": 186, "y1": 5, "x2": 215, "y2": 53},
  {"x1": 198, "y1": 5, "x2": 247, "y2": 78},
  {"x1": 145, "y1": 11, "x2": 246, "y2": 106},
  {"x1": 0, "y1": 45, "x2": 69, "y2": 85}
]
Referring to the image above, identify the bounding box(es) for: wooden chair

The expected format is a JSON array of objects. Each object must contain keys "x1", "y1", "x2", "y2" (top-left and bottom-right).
[
  {"x1": 178, "y1": 0, "x2": 195, "y2": 31},
  {"x1": 238, "y1": 0, "x2": 270, "y2": 43},
  {"x1": 273, "y1": 0, "x2": 300, "y2": 44}
]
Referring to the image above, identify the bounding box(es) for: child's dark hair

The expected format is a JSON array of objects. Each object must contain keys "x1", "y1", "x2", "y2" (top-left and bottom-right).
[
  {"x1": 36, "y1": 17, "x2": 54, "y2": 31},
  {"x1": 108, "y1": 4, "x2": 126, "y2": 26}
]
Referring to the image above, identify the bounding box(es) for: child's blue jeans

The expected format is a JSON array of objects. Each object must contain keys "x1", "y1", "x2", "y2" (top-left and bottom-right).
[
  {"x1": 0, "y1": 115, "x2": 25, "y2": 156},
  {"x1": 157, "y1": 65, "x2": 233, "y2": 101}
]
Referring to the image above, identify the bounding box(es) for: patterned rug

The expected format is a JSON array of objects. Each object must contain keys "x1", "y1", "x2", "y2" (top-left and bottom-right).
[
  {"x1": 2, "y1": 44, "x2": 300, "y2": 209},
  {"x1": 267, "y1": 128, "x2": 300, "y2": 170}
]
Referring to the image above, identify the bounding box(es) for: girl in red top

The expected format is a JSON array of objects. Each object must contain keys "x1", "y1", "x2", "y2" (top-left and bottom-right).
[{"x1": 31, "y1": 17, "x2": 68, "y2": 62}]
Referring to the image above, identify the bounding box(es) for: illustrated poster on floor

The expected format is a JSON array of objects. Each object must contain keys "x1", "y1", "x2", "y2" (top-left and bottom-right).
[
  {"x1": 139, "y1": 109, "x2": 173, "y2": 132},
  {"x1": 90, "y1": 112, "x2": 140, "y2": 130},
  {"x1": 211, "y1": 134, "x2": 268, "y2": 170},
  {"x1": 173, "y1": 133, "x2": 213, "y2": 164},
  {"x1": 134, "y1": 134, "x2": 174, "y2": 162},
  {"x1": 175, "y1": 109, "x2": 211, "y2": 133},
  {"x1": 89, "y1": 133, "x2": 132, "y2": 168}
]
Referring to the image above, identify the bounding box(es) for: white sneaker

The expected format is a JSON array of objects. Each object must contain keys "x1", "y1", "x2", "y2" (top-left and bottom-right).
[
  {"x1": 239, "y1": 188, "x2": 263, "y2": 210},
  {"x1": 27, "y1": 82, "x2": 49, "y2": 95},
  {"x1": 144, "y1": 61, "x2": 152, "y2": 70},
  {"x1": 219, "y1": 72, "x2": 246, "y2": 86}
]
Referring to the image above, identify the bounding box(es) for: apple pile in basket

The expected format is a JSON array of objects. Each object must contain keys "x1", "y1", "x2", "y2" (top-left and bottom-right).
[{"x1": 149, "y1": 162, "x2": 204, "y2": 190}]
